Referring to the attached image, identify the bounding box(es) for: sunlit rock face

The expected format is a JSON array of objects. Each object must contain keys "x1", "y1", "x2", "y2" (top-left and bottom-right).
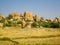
[
  {"x1": 0, "y1": 14, "x2": 5, "y2": 19},
  {"x1": 33, "y1": 15, "x2": 39, "y2": 22},
  {"x1": 53, "y1": 17, "x2": 60, "y2": 22},
  {"x1": 19, "y1": 13, "x2": 23, "y2": 20},
  {"x1": 20, "y1": 14, "x2": 23, "y2": 17},
  {"x1": 45, "y1": 19, "x2": 52, "y2": 22},
  {"x1": 24, "y1": 11, "x2": 33, "y2": 21},
  {"x1": 0, "y1": 14, "x2": 4, "y2": 27},
  {"x1": 8, "y1": 12, "x2": 21, "y2": 22},
  {"x1": 21, "y1": 19, "x2": 26, "y2": 28},
  {"x1": 0, "y1": 23, "x2": 3, "y2": 27},
  {"x1": 8, "y1": 12, "x2": 20, "y2": 19},
  {"x1": 40, "y1": 17, "x2": 45, "y2": 22}
]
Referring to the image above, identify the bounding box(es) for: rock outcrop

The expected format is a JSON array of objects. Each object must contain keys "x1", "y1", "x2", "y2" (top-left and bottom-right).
[
  {"x1": 19, "y1": 13, "x2": 23, "y2": 21},
  {"x1": 0, "y1": 14, "x2": 5, "y2": 19},
  {"x1": 0, "y1": 11, "x2": 60, "y2": 28},
  {"x1": 24, "y1": 11, "x2": 33, "y2": 21},
  {"x1": 21, "y1": 19, "x2": 26, "y2": 28},
  {"x1": 33, "y1": 15, "x2": 39, "y2": 22},
  {"x1": 53, "y1": 17, "x2": 60, "y2": 22},
  {"x1": 8, "y1": 12, "x2": 20, "y2": 19},
  {"x1": 45, "y1": 19, "x2": 52, "y2": 22},
  {"x1": 8, "y1": 12, "x2": 21, "y2": 22},
  {"x1": 40, "y1": 17, "x2": 45, "y2": 22}
]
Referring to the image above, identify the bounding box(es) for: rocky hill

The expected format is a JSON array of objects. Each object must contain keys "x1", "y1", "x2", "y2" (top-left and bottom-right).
[{"x1": 0, "y1": 11, "x2": 60, "y2": 28}]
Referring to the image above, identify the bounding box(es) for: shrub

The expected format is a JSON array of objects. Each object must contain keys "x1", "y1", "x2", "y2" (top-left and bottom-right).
[
  {"x1": 17, "y1": 21, "x2": 22, "y2": 24},
  {"x1": 38, "y1": 21, "x2": 60, "y2": 28},
  {"x1": 0, "y1": 18, "x2": 5, "y2": 23},
  {"x1": 50, "y1": 22, "x2": 60, "y2": 28},
  {"x1": 31, "y1": 22, "x2": 38, "y2": 28}
]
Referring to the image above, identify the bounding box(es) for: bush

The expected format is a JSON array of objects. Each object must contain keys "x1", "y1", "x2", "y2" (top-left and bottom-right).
[
  {"x1": 38, "y1": 21, "x2": 60, "y2": 28},
  {"x1": 0, "y1": 18, "x2": 5, "y2": 23},
  {"x1": 42, "y1": 22, "x2": 51, "y2": 28},
  {"x1": 50, "y1": 22, "x2": 60, "y2": 28},
  {"x1": 17, "y1": 21, "x2": 22, "y2": 24},
  {"x1": 3, "y1": 21, "x2": 17, "y2": 27},
  {"x1": 31, "y1": 22, "x2": 38, "y2": 28}
]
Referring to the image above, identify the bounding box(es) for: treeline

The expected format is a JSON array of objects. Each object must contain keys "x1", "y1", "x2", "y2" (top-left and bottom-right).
[{"x1": 32, "y1": 21, "x2": 60, "y2": 28}]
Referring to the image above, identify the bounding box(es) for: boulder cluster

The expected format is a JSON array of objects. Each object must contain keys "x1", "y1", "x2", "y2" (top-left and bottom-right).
[{"x1": 0, "y1": 11, "x2": 60, "y2": 28}]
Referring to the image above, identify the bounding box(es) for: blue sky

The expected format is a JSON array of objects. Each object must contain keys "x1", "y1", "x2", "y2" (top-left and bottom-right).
[{"x1": 0, "y1": 0, "x2": 60, "y2": 18}]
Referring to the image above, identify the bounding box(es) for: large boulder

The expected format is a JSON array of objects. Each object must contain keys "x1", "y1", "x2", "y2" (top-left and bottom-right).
[
  {"x1": 24, "y1": 11, "x2": 33, "y2": 21},
  {"x1": 45, "y1": 18, "x2": 52, "y2": 22},
  {"x1": 33, "y1": 15, "x2": 39, "y2": 22},
  {"x1": 0, "y1": 14, "x2": 5, "y2": 19},
  {"x1": 20, "y1": 13, "x2": 23, "y2": 17},
  {"x1": 21, "y1": 19, "x2": 26, "y2": 28},
  {"x1": 19, "y1": 13, "x2": 23, "y2": 21},
  {"x1": 40, "y1": 17, "x2": 45, "y2": 22},
  {"x1": 26, "y1": 21, "x2": 33, "y2": 28},
  {"x1": 53, "y1": 17, "x2": 60, "y2": 22},
  {"x1": 8, "y1": 12, "x2": 21, "y2": 22},
  {"x1": 8, "y1": 12, "x2": 20, "y2": 19},
  {"x1": 0, "y1": 23, "x2": 3, "y2": 27}
]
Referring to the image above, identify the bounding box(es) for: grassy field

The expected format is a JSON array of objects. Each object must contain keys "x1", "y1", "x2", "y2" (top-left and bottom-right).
[{"x1": 0, "y1": 27, "x2": 60, "y2": 45}]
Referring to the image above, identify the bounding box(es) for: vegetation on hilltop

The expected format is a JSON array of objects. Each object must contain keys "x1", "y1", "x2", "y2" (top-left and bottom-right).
[{"x1": 0, "y1": 11, "x2": 60, "y2": 28}]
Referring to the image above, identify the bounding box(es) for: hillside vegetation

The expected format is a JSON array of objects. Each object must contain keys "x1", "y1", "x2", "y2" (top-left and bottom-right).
[{"x1": 0, "y1": 11, "x2": 60, "y2": 28}]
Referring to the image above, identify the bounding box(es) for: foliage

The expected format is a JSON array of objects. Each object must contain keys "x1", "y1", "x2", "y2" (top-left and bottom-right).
[
  {"x1": 17, "y1": 21, "x2": 22, "y2": 24},
  {"x1": 50, "y1": 22, "x2": 60, "y2": 28},
  {"x1": 0, "y1": 18, "x2": 5, "y2": 23},
  {"x1": 3, "y1": 21, "x2": 17, "y2": 27},
  {"x1": 0, "y1": 17, "x2": 59, "y2": 28},
  {"x1": 31, "y1": 22, "x2": 38, "y2": 28},
  {"x1": 38, "y1": 21, "x2": 60, "y2": 28}
]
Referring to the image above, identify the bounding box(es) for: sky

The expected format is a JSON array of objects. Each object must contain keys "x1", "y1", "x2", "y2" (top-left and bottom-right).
[{"x1": 0, "y1": 0, "x2": 60, "y2": 19}]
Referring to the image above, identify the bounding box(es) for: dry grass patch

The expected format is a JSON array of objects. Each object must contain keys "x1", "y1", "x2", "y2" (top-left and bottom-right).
[{"x1": 0, "y1": 27, "x2": 60, "y2": 45}]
